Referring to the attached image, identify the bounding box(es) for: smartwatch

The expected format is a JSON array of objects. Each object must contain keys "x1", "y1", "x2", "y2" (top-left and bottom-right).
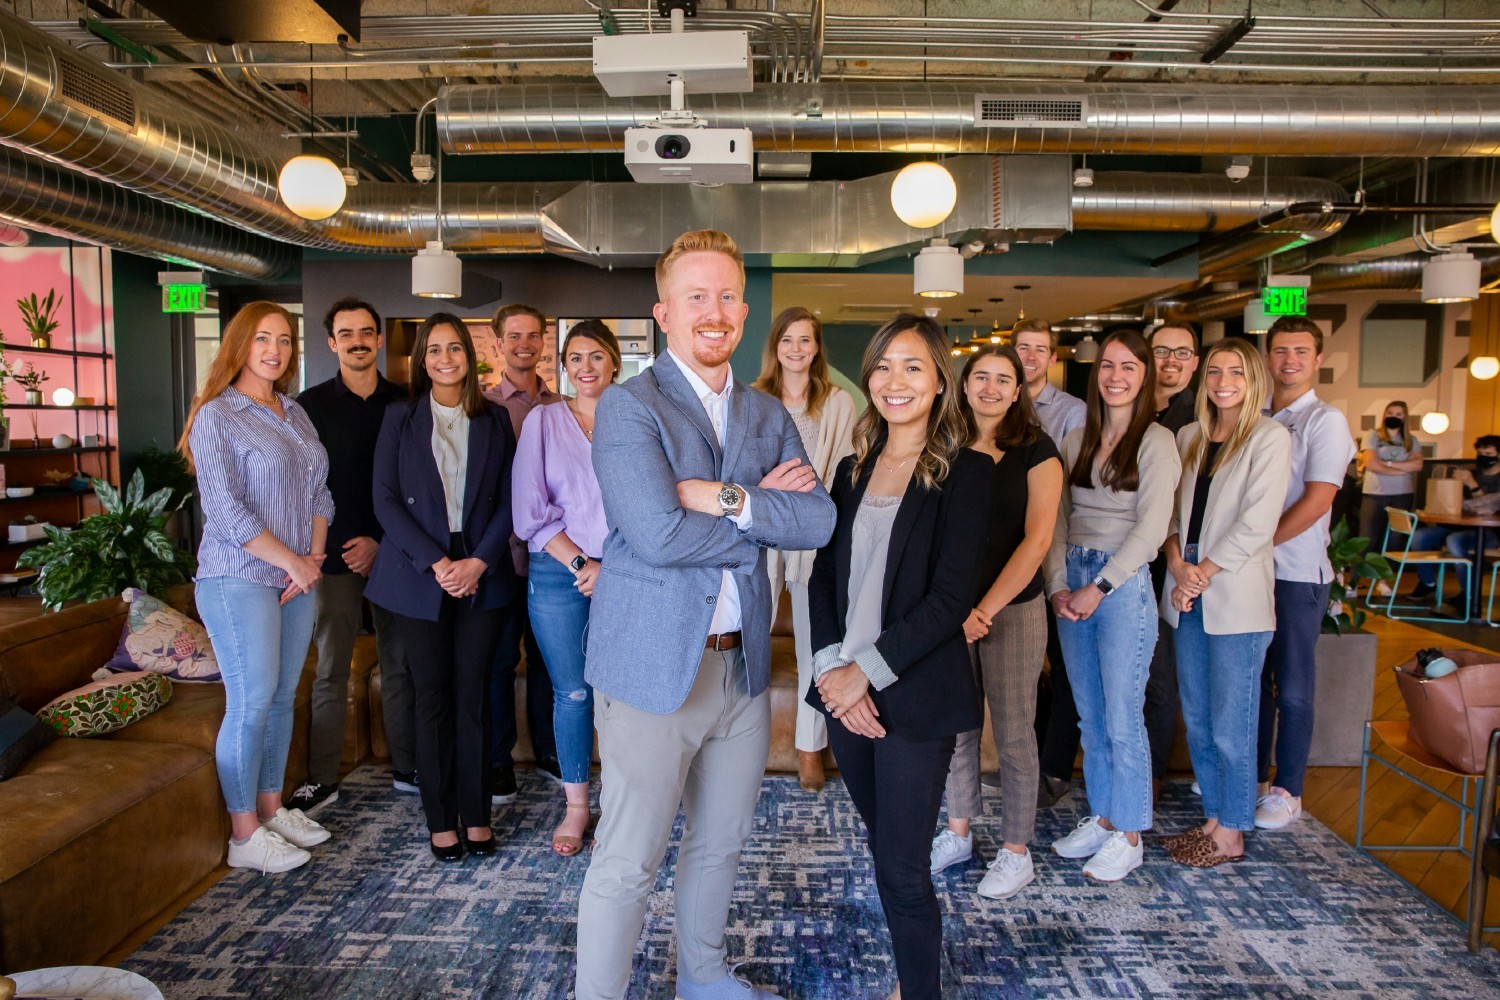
[
  {"x1": 569, "y1": 554, "x2": 589, "y2": 573},
  {"x1": 717, "y1": 482, "x2": 745, "y2": 517},
  {"x1": 1091, "y1": 574, "x2": 1115, "y2": 596}
]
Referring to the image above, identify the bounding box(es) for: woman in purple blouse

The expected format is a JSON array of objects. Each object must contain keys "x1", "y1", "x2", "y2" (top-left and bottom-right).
[{"x1": 513, "y1": 319, "x2": 620, "y2": 856}]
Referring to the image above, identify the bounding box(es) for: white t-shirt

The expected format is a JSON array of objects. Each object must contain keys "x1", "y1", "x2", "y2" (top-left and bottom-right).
[{"x1": 1266, "y1": 390, "x2": 1356, "y2": 584}]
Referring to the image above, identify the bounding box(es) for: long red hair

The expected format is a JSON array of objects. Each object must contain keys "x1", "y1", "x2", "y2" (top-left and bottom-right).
[{"x1": 178, "y1": 301, "x2": 299, "y2": 472}]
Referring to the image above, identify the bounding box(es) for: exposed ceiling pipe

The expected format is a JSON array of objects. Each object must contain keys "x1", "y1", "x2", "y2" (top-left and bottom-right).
[
  {"x1": 1074, "y1": 172, "x2": 1346, "y2": 232},
  {"x1": 0, "y1": 146, "x2": 295, "y2": 278},
  {"x1": 1163, "y1": 250, "x2": 1500, "y2": 322},
  {"x1": 437, "y1": 82, "x2": 1500, "y2": 157}
]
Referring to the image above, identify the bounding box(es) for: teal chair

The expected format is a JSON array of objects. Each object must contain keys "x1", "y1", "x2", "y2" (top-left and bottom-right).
[
  {"x1": 1369, "y1": 507, "x2": 1472, "y2": 624},
  {"x1": 1486, "y1": 546, "x2": 1500, "y2": 627}
]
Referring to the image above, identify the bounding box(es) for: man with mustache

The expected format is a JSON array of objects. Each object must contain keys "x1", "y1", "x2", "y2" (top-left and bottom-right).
[
  {"x1": 291, "y1": 297, "x2": 414, "y2": 814},
  {"x1": 482, "y1": 304, "x2": 563, "y2": 803},
  {"x1": 575, "y1": 230, "x2": 835, "y2": 1000}
]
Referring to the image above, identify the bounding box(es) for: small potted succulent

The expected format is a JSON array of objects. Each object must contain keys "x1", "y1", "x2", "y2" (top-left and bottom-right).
[
  {"x1": 9, "y1": 362, "x2": 48, "y2": 405},
  {"x1": 17, "y1": 289, "x2": 62, "y2": 349}
]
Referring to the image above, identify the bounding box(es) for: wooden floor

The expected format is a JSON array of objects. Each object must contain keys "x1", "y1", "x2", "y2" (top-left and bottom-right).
[
  {"x1": 0, "y1": 596, "x2": 1491, "y2": 965},
  {"x1": 1302, "y1": 614, "x2": 1500, "y2": 947}
]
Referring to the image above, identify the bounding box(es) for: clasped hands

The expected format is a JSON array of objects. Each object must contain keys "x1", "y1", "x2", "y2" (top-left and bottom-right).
[
  {"x1": 1167, "y1": 556, "x2": 1215, "y2": 613},
  {"x1": 430, "y1": 555, "x2": 488, "y2": 598},
  {"x1": 1049, "y1": 582, "x2": 1104, "y2": 622},
  {"x1": 280, "y1": 551, "x2": 324, "y2": 605},
  {"x1": 817, "y1": 663, "x2": 886, "y2": 739},
  {"x1": 674, "y1": 458, "x2": 818, "y2": 514}
]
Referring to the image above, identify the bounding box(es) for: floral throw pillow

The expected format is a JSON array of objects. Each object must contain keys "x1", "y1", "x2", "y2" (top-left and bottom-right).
[
  {"x1": 105, "y1": 588, "x2": 221, "y2": 683},
  {"x1": 38, "y1": 672, "x2": 173, "y2": 737}
]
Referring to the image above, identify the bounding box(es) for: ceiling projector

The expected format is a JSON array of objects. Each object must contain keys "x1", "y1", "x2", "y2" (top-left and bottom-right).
[{"x1": 623, "y1": 126, "x2": 754, "y2": 184}]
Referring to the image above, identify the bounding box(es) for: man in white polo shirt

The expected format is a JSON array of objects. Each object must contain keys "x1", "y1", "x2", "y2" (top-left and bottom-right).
[{"x1": 1255, "y1": 316, "x2": 1356, "y2": 830}]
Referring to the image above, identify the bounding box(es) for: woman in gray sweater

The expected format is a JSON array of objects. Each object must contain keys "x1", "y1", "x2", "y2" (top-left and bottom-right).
[{"x1": 1043, "y1": 328, "x2": 1180, "y2": 883}]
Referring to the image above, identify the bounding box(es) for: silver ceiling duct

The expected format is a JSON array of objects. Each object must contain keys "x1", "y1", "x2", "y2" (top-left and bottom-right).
[
  {"x1": 1165, "y1": 251, "x2": 1500, "y2": 322},
  {"x1": 0, "y1": 146, "x2": 295, "y2": 278},
  {"x1": 0, "y1": 8, "x2": 328, "y2": 247},
  {"x1": 438, "y1": 82, "x2": 1500, "y2": 157},
  {"x1": 1074, "y1": 173, "x2": 1347, "y2": 233}
]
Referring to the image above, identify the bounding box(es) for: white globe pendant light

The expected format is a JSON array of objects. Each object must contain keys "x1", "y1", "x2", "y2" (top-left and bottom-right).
[
  {"x1": 278, "y1": 154, "x2": 347, "y2": 220},
  {"x1": 1470, "y1": 355, "x2": 1500, "y2": 381},
  {"x1": 891, "y1": 162, "x2": 957, "y2": 229},
  {"x1": 1420, "y1": 411, "x2": 1450, "y2": 435}
]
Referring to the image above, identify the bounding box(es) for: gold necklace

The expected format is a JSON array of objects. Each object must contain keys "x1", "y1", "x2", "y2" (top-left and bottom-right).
[
  {"x1": 879, "y1": 450, "x2": 918, "y2": 474},
  {"x1": 239, "y1": 386, "x2": 277, "y2": 406},
  {"x1": 433, "y1": 398, "x2": 461, "y2": 430},
  {"x1": 568, "y1": 400, "x2": 595, "y2": 440}
]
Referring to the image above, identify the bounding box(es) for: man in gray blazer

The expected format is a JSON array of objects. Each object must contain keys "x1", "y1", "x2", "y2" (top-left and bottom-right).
[{"x1": 577, "y1": 230, "x2": 836, "y2": 1000}]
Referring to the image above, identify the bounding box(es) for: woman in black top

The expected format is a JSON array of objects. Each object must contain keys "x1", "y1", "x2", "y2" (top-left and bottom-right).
[
  {"x1": 928, "y1": 345, "x2": 1063, "y2": 902},
  {"x1": 807, "y1": 314, "x2": 992, "y2": 1000}
]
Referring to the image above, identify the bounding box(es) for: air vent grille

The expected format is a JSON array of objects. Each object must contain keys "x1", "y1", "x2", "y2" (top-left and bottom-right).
[
  {"x1": 55, "y1": 54, "x2": 136, "y2": 128},
  {"x1": 973, "y1": 96, "x2": 1087, "y2": 129}
]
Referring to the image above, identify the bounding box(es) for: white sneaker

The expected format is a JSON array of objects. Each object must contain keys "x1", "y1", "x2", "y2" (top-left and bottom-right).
[
  {"x1": 929, "y1": 828, "x2": 973, "y2": 874},
  {"x1": 1052, "y1": 815, "x2": 1112, "y2": 859},
  {"x1": 262, "y1": 806, "x2": 330, "y2": 848},
  {"x1": 1254, "y1": 788, "x2": 1303, "y2": 830},
  {"x1": 977, "y1": 848, "x2": 1034, "y2": 900},
  {"x1": 1082, "y1": 830, "x2": 1144, "y2": 882},
  {"x1": 227, "y1": 826, "x2": 311, "y2": 874},
  {"x1": 1190, "y1": 780, "x2": 1201, "y2": 795}
]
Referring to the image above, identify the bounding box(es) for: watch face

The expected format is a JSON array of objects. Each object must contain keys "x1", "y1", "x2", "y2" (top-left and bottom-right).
[{"x1": 718, "y1": 484, "x2": 742, "y2": 507}]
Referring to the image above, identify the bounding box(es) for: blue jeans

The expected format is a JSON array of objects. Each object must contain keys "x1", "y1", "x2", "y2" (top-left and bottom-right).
[
  {"x1": 1056, "y1": 545, "x2": 1156, "y2": 834},
  {"x1": 1256, "y1": 579, "x2": 1330, "y2": 797},
  {"x1": 196, "y1": 576, "x2": 316, "y2": 814},
  {"x1": 1171, "y1": 550, "x2": 1271, "y2": 832},
  {"x1": 527, "y1": 552, "x2": 594, "y2": 784}
]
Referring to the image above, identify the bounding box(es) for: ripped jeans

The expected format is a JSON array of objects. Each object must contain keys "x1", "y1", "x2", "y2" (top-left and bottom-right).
[{"x1": 528, "y1": 551, "x2": 595, "y2": 784}]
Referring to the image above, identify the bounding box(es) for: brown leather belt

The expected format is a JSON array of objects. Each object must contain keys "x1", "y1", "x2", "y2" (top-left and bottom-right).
[{"x1": 705, "y1": 631, "x2": 742, "y2": 651}]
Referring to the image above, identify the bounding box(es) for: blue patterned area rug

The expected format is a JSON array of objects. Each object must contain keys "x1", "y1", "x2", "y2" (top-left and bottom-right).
[{"x1": 123, "y1": 766, "x2": 1500, "y2": 999}]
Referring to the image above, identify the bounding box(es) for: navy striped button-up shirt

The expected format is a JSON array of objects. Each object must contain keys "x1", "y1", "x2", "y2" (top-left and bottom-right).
[{"x1": 190, "y1": 388, "x2": 336, "y2": 588}]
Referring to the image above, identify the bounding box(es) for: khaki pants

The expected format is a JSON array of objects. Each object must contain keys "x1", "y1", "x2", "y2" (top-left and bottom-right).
[{"x1": 575, "y1": 646, "x2": 770, "y2": 1000}]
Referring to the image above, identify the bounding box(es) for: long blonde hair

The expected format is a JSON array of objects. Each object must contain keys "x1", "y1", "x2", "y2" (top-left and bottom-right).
[
  {"x1": 178, "y1": 301, "x2": 299, "y2": 472},
  {"x1": 752, "y1": 306, "x2": 834, "y2": 418},
  {"x1": 849, "y1": 314, "x2": 968, "y2": 491},
  {"x1": 1185, "y1": 337, "x2": 1270, "y2": 474}
]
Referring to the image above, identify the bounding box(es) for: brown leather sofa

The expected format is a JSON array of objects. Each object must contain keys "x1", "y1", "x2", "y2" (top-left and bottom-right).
[{"x1": 0, "y1": 591, "x2": 327, "y2": 974}]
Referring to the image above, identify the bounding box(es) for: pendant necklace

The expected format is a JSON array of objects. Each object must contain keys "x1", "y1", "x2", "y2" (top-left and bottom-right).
[{"x1": 570, "y1": 400, "x2": 594, "y2": 440}]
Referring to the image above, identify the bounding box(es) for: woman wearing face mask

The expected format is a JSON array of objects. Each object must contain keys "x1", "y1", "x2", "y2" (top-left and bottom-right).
[
  {"x1": 1409, "y1": 434, "x2": 1500, "y2": 602},
  {"x1": 1157, "y1": 339, "x2": 1291, "y2": 867},
  {"x1": 1358, "y1": 401, "x2": 1422, "y2": 592},
  {"x1": 928, "y1": 344, "x2": 1062, "y2": 901},
  {"x1": 1043, "y1": 329, "x2": 1180, "y2": 883},
  {"x1": 513, "y1": 319, "x2": 620, "y2": 856},
  {"x1": 366, "y1": 313, "x2": 517, "y2": 863},
  {"x1": 808, "y1": 314, "x2": 991, "y2": 1000},
  {"x1": 752, "y1": 307, "x2": 858, "y2": 791}
]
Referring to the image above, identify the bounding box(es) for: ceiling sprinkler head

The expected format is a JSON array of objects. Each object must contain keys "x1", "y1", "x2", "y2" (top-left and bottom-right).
[
  {"x1": 1225, "y1": 155, "x2": 1252, "y2": 183},
  {"x1": 1072, "y1": 167, "x2": 1095, "y2": 188}
]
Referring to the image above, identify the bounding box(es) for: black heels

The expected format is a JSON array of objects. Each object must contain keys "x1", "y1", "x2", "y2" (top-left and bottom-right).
[
  {"x1": 430, "y1": 838, "x2": 465, "y2": 863},
  {"x1": 462, "y1": 830, "x2": 498, "y2": 857}
]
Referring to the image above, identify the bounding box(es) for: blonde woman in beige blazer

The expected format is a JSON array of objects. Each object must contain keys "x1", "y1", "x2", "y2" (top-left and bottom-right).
[
  {"x1": 1158, "y1": 337, "x2": 1291, "y2": 868},
  {"x1": 754, "y1": 307, "x2": 858, "y2": 791}
]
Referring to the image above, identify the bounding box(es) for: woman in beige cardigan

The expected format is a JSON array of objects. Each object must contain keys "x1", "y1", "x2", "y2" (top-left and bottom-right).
[
  {"x1": 754, "y1": 306, "x2": 857, "y2": 791},
  {"x1": 1158, "y1": 337, "x2": 1291, "y2": 867}
]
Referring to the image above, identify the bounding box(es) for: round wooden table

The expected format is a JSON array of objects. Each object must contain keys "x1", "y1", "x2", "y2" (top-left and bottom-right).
[{"x1": 1413, "y1": 509, "x2": 1500, "y2": 622}]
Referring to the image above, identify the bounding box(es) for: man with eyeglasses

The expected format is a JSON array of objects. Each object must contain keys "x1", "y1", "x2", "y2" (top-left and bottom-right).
[
  {"x1": 1151, "y1": 323, "x2": 1201, "y2": 434},
  {"x1": 1141, "y1": 322, "x2": 1202, "y2": 803}
]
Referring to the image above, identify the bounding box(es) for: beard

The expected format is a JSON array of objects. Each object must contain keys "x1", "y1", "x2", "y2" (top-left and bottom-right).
[{"x1": 691, "y1": 327, "x2": 736, "y2": 368}]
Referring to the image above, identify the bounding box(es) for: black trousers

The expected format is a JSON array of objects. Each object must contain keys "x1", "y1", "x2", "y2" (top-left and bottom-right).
[
  {"x1": 391, "y1": 577, "x2": 503, "y2": 835},
  {"x1": 829, "y1": 721, "x2": 955, "y2": 1000},
  {"x1": 1037, "y1": 604, "x2": 1080, "y2": 780},
  {"x1": 489, "y1": 583, "x2": 557, "y2": 765},
  {"x1": 1143, "y1": 556, "x2": 1177, "y2": 780}
]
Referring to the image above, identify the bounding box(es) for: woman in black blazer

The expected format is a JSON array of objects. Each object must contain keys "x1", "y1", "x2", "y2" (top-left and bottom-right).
[
  {"x1": 366, "y1": 312, "x2": 517, "y2": 862},
  {"x1": 807, "y1": 314, "x2": 993, "y2": 1000}
]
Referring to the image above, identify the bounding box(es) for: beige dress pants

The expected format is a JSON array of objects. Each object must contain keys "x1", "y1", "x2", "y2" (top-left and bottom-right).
[{"x1": 575, "y1": 646, "x2": 771, "y2": 1000}]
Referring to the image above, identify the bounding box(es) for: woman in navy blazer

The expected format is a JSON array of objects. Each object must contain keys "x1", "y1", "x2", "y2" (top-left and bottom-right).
[
  {"x1": 366, "y1": 312, "x2": 517, "y2": 862},
  {"x1": 806, "y1": 314, "x2": 992, "y2": 1000}
]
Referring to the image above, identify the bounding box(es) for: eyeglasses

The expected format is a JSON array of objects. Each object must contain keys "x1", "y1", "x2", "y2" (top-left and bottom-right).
[{"x1": 1152, "y1": 347, "x2": 1197, "y2": 361}]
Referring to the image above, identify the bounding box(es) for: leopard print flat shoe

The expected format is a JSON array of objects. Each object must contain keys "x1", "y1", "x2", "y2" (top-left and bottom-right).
[{"x1": 1170, "y1": 835, "x2": 1245, "y2": 868}]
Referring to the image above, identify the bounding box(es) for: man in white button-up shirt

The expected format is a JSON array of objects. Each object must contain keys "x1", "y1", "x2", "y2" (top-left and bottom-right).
[{"x1": 577, "y1": 230, "x2": 836, "y2": 1000}]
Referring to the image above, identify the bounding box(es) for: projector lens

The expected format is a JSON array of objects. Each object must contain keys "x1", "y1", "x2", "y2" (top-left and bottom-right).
[{"x1": 656, "y1": 135, "x2": 691, "y2": 160}]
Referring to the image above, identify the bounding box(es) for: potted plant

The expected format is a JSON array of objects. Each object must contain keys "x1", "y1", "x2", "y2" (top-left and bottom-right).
[
  {"x1": 1308, "y1": 516, "x2": 1394, "y2": 766},
  {"x1": 16, "y1": 469, "x2": 196, "y2": 612},
  {"x1": 9, "y1": 362, "x2": 48, "y2": 405},
  {"x1": 129, "y1": 443, "x2": 197, "y2": 540},
  {"x1": 17, "y1": 289, "x2": 62, "y2": 349}
]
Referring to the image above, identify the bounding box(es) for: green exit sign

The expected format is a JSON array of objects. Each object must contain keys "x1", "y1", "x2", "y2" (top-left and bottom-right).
[
  {"x1": 1262, "y1": 286, "x2": 1307, "y2": 316},
  {"x1": 162, "y1": 283, "x2": 208, "y2": 313}
]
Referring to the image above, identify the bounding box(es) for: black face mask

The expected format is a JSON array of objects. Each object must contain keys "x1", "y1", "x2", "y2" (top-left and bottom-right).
[
  {"x1": 1384, "y1": 416, "x2": 1405, "y2": 431},
  {"x1": 1479, "y1": 455, "x2": 1500, "y2": 470}
]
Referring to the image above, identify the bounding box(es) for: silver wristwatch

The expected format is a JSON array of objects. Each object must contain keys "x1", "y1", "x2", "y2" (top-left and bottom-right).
[
  {"x1": 717, "y1": 482, "x2": 745, "y2": 516},
  {"x1": 1091, "y1": 573, "x2": 1115, "y2": 596}
]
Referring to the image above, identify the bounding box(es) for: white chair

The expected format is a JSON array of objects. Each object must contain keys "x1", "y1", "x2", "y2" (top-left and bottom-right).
[{"x1": 1369, "y1": 507, "x2": 1472, "y2": 624}]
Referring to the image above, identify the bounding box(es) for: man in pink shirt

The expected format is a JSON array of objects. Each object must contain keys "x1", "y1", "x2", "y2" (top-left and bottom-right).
[{"x1": 482, "y1": 304, "x2": 563, "y2": 801}]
